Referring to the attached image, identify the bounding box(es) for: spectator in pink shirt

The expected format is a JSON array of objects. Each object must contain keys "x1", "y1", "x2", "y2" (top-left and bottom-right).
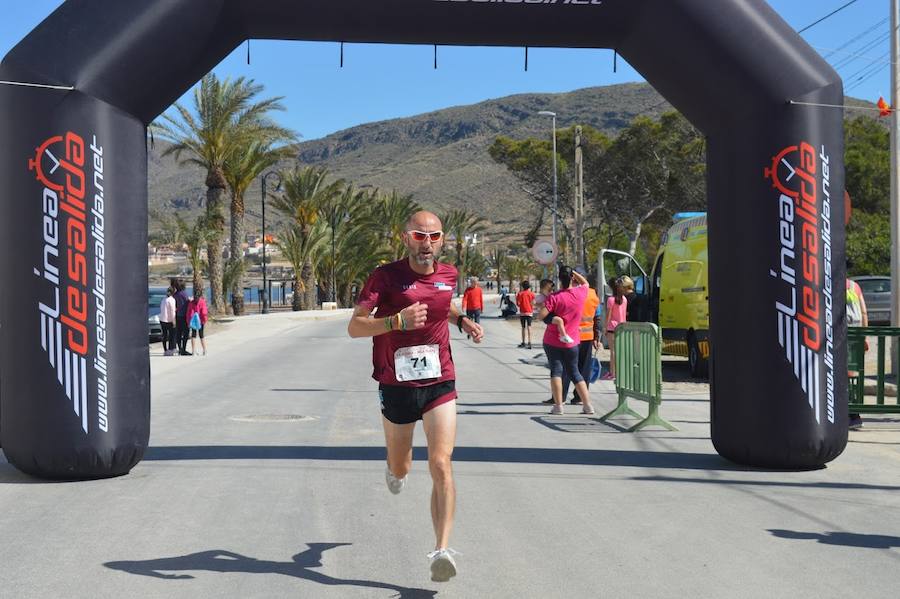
[
  {"x1": 602, "y1": 277, "x2": 628, "y2": 380},
  {"x1": 186, "y1": 288, "x2": 209, "y2": 356},
  {"x1": 537, "y1": 265, "x2": 595, "y2": 416}
]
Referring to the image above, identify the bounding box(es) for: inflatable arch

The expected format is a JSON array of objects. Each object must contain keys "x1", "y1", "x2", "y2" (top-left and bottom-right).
[{"x1": 0, "y1": 0, "x2": 847, "y2": 477}]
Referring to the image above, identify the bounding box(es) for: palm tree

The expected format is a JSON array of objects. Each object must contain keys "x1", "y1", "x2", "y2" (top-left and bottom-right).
[
  {"x1": 379, "y1": 191, "x2": 421, "y2": 261},
  {"x1": 223, "y1": 139, "x2": 295, "y2": 316},
  {"x1": 488, "y1": 247, "x2": 507, "y2": 291},
  {"x1": 269, "y1": 166, "x2": 344, "y2": 309},
  {"x1": 276, "y1": 222, "x2": 329, "y2": 311},
  {"x1": 153, "y1": 73, "x2": 289, "y2": 315},
  {"x1": 175, "y1": 213, "x2": 217, "y2": 295},
  {"x1": 441, "y1": 209, "x2": 486, "y2": 293},
  {"x1": 320, "y1": 187, "x2": 392, "y2": 307}
]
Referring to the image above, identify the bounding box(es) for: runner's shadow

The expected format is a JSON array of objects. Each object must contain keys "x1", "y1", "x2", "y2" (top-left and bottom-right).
[
  {"x1": 104, "y1": 543, "x2": 436, "y2": 598},
  {"x1": 769, "y1": 529, "x2": 900, "y2": 549}
]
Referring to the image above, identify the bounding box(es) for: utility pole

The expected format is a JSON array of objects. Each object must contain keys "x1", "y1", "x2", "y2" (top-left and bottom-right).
[
  {"x1": 538, "y1": 111, "x2": 559, "y2": 275},
  {"x1": 892, "y1": 0, "x2": 899, "y2": 374},
  {"x1": 574, "y1": 125, "x2": 585, "y2": 270}
]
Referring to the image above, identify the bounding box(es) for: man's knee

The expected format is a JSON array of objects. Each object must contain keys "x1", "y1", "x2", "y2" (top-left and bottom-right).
[
  {"x1": 428, "y1": 452, "x2": 453, "y2": 481},
  {"x1": 387, "y1": 450, "x2": 412, "y2": 477}
]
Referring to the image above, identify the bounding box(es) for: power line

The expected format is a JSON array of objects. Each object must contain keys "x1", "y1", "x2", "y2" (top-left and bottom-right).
[
  {"x1": 833, "y1": 30, "x2": 891, "y2": 70},
  {"x1": 798, "y1": 0, "x2": 861, "y2": 33},
  {"x1": 843, "y1": 49, "x2": 891, "y2": 82},
  {"x1": 824, "y1": 16, "x2": 890, "y2": 58},
  {"x1": 814, "y1": 45, "x2": 893, "y2": 67},
  {"x1": 846, "y1": 60, "x2": 890, "y2": 91}
]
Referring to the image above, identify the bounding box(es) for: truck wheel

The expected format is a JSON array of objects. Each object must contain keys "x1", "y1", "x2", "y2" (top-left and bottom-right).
[{"x1": 688, "y1": 334, "x2": 709, "y2": 379}]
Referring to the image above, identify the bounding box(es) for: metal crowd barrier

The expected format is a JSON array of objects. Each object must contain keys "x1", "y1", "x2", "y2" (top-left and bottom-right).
[
  {"x1": 848, "y1": 326, "x2": 900, "y2": 414},
  {"x1": 599, "y1": 322, "x2": 676, "y2": 432}
]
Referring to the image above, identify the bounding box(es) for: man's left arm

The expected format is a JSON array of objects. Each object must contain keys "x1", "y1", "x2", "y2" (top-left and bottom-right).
[{"x1": 449, "y1": 299, "x2": 484, "y2": 343}]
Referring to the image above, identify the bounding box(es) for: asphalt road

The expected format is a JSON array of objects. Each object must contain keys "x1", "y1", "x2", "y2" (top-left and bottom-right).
[{"x1": 1, "y1": 310, "x2": 899, "y2": 598}]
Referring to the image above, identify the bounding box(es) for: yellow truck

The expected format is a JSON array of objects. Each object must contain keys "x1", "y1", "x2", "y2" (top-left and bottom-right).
[{"x1": 599, "y1": 213, "x2": 710, "y2": 377}]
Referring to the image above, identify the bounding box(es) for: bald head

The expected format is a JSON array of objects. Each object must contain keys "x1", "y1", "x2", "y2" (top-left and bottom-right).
[
  {"x1": 406, "y1": 210, "x2": 442, "y2": 231},
  {"x1": 403, "y1": 210, "x2": 444, "y2": 271}
]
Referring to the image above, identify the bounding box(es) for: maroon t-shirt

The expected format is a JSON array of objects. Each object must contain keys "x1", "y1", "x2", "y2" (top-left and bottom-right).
[{"x1": 356, "y1": 259, "x2": 458, "y2": 387}]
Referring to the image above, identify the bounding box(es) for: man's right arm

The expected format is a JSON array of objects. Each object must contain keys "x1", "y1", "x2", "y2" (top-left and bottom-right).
[{"x1": 347, "y1": 302, "x2": 428, "y2": 338}]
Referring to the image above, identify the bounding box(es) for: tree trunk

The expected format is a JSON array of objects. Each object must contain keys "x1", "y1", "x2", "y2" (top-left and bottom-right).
[
  {"x1": 192, "y1": 268, "x2": 203, "y2": 301},
  {"x1": 301, "y1": 259, "x2": 317, "y2": 310},
  {"x1": 205, "y1": 168, "x2": 227, "y2": 315},
  {"x1": 230, "y1": 190, "x2": 245, "y2": 316},
  {"x1": 455, "y1": 240, "x2": 464, "y2": 294},
  {"x1": 628, "y1": 221, "x2": 642, "y2": 256},
  {"x1": 292, "y1": 280, "x2": 302, "y2": 311}
]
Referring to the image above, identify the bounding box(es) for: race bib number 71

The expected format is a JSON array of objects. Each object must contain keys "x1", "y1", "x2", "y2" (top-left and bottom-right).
[{"x1": 394, "y1": 344, "x2": 441, "y2": 382}]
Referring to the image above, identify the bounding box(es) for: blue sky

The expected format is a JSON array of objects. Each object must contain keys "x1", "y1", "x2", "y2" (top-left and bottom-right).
[{"x1": 1, "y1": 1, "x2": 893, "y2": 141}]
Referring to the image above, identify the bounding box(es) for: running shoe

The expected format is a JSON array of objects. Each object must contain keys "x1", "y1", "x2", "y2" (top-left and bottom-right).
[
  {"x1": 559, "y1": 334, "x2": 574, "y2": 344},
  {"x1": 549, "y1": 404, "x2": 564, "y2": 415},
  {"x1": 385, "y1": 466, "x2": 406, "y2": 495},
  {"x1": 527, "y1": 343, "x2": 532, "y2": 350},
  {"x1": 570, "y1": 396, "x2": 582, "y2": 405},
  {"x1": 428, "y1": 548, "x2": 459, "y2": 582},
  {"x1": 542, "y1": 398, "x2": 555, "y2": 405},
  {"x1": 849, "y1": 415, "x2": 864, "y2": 430},
  {"x1": 517, "y1": 342, "x2": 526, "y2": 348},
  {"x1": 581, "y1": 405, "x2": 595, "y2": 415},
  {"x1": 600, "y1": 372, "x2": 614, "y2": 381}
]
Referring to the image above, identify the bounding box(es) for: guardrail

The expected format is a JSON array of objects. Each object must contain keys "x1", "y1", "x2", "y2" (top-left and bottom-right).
[
  {"x1": 848, "y1": 326, "x2": 900, "y2": 414},
  {"x1": 599, "y1": 322, "x2": 676, "y2": 432}
]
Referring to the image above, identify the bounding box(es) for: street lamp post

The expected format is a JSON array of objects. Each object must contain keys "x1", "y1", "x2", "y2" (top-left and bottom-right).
[
  {"x1": 260, "y1": 170, "x2": 282, "y2": 314},
  {"x1": 328, "y1": 206, "x2": 350, "y2": 305},
  {"x1": 538, "y1": 110, "x2": 558, "y2": 273},
  {"x1": 330, "y1": 208, "x2": 338, "y2": 304}
]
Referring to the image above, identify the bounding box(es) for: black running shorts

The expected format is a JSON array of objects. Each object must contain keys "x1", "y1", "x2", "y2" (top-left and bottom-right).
[{"x1": 379, "y1": 380, "x2": 457, "y2": 424}]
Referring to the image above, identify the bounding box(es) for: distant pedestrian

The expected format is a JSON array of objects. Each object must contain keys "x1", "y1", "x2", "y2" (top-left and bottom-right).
[
  {"x1": 619, "y1": 275, "x2": 642, "y2": 323},
  {"x1": 172, "y1": 278, "x2": 191, "y2": 355},
  {"x1": 516, "y1": 280, "x2": 535, "y2": 349},
  {"x1": 461, "y1": 277, "x2": 483, "y2": 326},
  {"x1": 845, "y1": 191, "x2": 867, "y2": 430},
  {"x1": 160, "y1": 287, "x2": 177, "y2": 356},
  {"x1": 186, "y1": 288, "x2": 209, "y2": 356},
  {"x1": 847, "y1": 277, "x2": 867, "y2": 430},
  {"x1": 538, "y1": 265, "x2": 595, "y2": 416},
  {"x1": 602, "y1": 277, "x2": 628, "y2": 381}
]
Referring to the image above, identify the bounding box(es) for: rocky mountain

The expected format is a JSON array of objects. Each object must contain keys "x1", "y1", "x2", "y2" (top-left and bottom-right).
[
  {"x1": 148, "y1": 82, "x2": 673, "y2": 242},
  {"x1": 148, "y1": 82, "x2": 877, "y2": 243}
]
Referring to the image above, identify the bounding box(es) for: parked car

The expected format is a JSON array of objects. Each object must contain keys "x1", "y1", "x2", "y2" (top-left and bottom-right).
[
  {"x1": 148, "y1": 286, "x2": 168, "y2": 342},
  {"x1": 851, "y1": 276, "x2": 892, "y2": 326}
]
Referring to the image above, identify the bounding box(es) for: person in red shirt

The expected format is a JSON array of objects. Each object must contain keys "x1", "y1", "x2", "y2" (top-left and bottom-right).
[
  {"x1": 348, "y1": 210, "x2": 484, "y2": 583},
  {"x1": 516, "y1": 280, "x2": 536, "y2": 349},
  {"x1": 461, "y1": 277, "x2": 484, "y2": 325}
]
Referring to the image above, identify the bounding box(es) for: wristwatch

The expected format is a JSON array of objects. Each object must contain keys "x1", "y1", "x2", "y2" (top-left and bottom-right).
[{"x1": 457, "y1": 314, "x2": 468, "y2": 333}]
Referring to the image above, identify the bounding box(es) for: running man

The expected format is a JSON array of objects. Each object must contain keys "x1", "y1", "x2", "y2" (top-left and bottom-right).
[{"x1": 348, "y1": 210, "x2": 484, "y2": 582}]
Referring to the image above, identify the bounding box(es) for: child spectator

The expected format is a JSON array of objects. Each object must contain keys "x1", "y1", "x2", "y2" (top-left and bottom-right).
[{"x1": 516, "y1": 280, "x2": 536, "y2": 349}]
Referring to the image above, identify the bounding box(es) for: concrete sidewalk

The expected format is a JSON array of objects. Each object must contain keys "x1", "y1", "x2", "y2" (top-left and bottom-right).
[{"x1": 2, "y1": 309, "x2": 899, "y2": 598}]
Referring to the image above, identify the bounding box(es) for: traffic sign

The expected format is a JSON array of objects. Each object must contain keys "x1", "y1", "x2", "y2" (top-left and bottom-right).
[{"x1": 532, "y1": 239, "x2": 558, "y2": 265}]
